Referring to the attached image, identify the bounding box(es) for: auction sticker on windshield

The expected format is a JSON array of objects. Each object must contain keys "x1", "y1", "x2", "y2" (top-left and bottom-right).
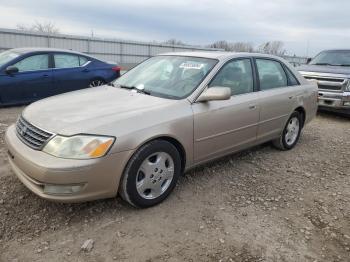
[{"x1": 179, "y1": 62, "x2": 204, "y2": 70}]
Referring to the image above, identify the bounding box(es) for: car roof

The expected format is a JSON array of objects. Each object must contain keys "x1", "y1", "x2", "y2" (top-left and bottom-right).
[
  {"x1": 320, "y1": 49, "x2": 350, "y2": 52},
  {"x1": 158, "y1": 51, "x2": 283, "y2": 61},
  {"x1": 10, "y1": 47, "x2": 94, "y2": 57}
]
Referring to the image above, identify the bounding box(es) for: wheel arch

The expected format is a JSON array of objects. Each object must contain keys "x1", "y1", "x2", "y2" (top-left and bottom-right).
[{"x1": 294, "y1": 106, "x2": 306, "y2": 127}]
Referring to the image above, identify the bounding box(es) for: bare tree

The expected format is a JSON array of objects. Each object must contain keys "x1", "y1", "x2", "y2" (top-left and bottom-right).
[
  {"x1": 208, "y1": 40, "x2": 231, "y2": 51},
  {"x1": 208, "y1": 41, "x2": 253, "y2": 52},
  {"x1": 230, "y1": 42, "x2": 254, "y2": 52},
  {"x1": 163, "y1": 39, "x2": 187, "y2": 46},
  {"x1": 16, "y1": 21, "x2": 60, "y2": 34},
  {"x1": 257, "y1": 41, "x2": 286, "y2": 56}
]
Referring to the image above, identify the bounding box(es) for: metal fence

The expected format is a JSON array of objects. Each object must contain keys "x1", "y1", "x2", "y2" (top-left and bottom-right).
[
  {"x1": 282, "y1": 55, "x2": 308, "y2": 66},
  {"x1": 0, "y1": 28, "x2": 222, "y2": 69},
  {"x1": 0, "y1": 28, "x2": 308, "y2": 68}
]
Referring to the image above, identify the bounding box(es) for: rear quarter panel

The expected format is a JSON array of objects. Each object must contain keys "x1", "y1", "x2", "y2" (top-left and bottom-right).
[
  {"x1": 282, "y1": 59, "x2": 318, "y2": 124},
  {"x1": 299, "y1": 82, "x2": 318, "y2": 125},
  {"x1": 89, "y1": 60, "x2": 118, "y2": 83}
]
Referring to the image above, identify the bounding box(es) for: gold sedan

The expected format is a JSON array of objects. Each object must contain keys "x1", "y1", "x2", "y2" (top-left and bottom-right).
[{"x1": 5, "y1": 52, "x2": 318, "y2": 207}]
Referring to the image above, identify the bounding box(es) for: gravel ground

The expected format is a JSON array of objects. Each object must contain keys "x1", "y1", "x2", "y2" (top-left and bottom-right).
[{"x1": 0, "y1": 107, "x2": 349, "y2": 262}]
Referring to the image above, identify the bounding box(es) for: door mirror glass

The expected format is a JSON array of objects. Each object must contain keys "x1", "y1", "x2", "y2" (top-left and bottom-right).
[
  {"x1": 306, "y1": 58, "x2": 312, "y2": 64},
  {"x1": 197, "y1": 87, "x2": 231, "y2": 102},
  {"x1": 5, "y1": 66, "x2": 19, "y2": 75}
]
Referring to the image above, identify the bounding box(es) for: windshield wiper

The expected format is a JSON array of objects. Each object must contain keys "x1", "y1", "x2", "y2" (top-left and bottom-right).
[{"x1": 116, "y1": 84, "x2": 151, "y2": 95}]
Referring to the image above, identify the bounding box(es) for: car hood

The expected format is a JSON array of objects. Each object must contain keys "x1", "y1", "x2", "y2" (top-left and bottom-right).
[
  {"x1": 23, "y1": 86, "x2": 178, "y2": 135},
  {"x1": 297, "y1": 64, "x2": 350, "y2": 76}
]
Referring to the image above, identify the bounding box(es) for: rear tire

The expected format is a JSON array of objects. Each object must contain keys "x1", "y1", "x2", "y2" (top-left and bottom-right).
[
  {"x1": 89, "y1": 79, "x2": 106, "y2": 87},
  {"x1": 119, "y1": 140, "x2": 182, "y2": 208},
  {"x1": 272, "y1": 111, "x2": 302, "y2": 150}
]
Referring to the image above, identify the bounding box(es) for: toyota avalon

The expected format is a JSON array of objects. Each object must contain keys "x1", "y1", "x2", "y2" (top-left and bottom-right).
[{"x1": 5, "y1": 52, "x2": 318, "y2": 208}]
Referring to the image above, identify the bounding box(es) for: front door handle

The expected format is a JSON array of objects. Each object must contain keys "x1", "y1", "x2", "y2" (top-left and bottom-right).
[
  {"x1": 42, "y1": 74, "x2": 49, "y2": 77},
  {"x1": 249, "y1": 105, "x2": 257, "y2": 110},
  {"x1": 288, "y1": 95, "x2": 294, "y2": 99}
]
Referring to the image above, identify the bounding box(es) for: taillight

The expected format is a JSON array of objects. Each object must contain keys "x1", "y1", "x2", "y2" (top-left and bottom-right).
[{"x1": 112, "y1": 66, "x2": 121, "y2": 72}]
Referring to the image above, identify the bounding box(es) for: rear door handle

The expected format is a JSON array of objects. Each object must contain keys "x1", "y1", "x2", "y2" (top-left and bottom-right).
[
  {"x1": 249, "y1": 105, "x2": 257, "y2": 110},
  {"x1": 42, "y1": 74, "x2": 49, "y2": 77},
  {"x1": 82, "y1": 68, "x2": 89, "y2": 72},
  {"x1": 288, "y1": 96, "x2": 294, "y2": 99}
]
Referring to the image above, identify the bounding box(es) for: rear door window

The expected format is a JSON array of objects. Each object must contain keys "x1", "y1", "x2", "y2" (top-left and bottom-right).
[
  {"x1": 54, "y1": 54, "x2": 80, "y2": 68},
  {"x1": 13, "y1": 54, "x2": 49, "y2": 72},
  {"x1": 256, "y1": 59, "x2": 288, "y2": 90}
]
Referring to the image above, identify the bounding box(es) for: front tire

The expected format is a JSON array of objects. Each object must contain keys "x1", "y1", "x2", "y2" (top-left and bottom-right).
[
  {"x1": 119, "y1": 140, "x2": 182, "y2": 208},
  {"x1": 272, "y1": 111, "x2": 302, "y2": 150}
]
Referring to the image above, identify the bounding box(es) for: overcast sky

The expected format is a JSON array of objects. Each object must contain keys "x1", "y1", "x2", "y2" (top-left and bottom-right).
[{"x1": 0, "y1": 0, "x2": 349, "y2": 56}]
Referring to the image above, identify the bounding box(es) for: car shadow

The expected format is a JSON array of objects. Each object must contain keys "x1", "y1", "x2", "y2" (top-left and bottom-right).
[{"x1": 317, "y1": 109, "x2": 350, "y2": 120}]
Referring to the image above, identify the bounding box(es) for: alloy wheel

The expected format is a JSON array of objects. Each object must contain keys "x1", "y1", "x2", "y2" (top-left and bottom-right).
[
  {"x1": 136, "y1": 152, "x2": 175, "y2": 199},
  {"x1": 285, "y1": 117, "x2": 300, "y2": 146},
  {"x1": 89, "y1": 80, "x2": 105, "y2": 87}
]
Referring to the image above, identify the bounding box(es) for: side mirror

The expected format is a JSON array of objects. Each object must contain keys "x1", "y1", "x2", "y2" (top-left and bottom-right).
[
  {"x1": 196, "y1": 87, "x2": 231, "y2": 102},
  {"x1": 5, "y1": 66, "x2": 19, "y2": 75},
  {"x1": 306, "y1": 58, "x2": 312, "y2": 64}
]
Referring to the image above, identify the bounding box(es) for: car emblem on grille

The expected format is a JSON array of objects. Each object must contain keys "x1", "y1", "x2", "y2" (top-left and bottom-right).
[{"x1": 20, "y1": 126, "x2": 27, "y2": 136}]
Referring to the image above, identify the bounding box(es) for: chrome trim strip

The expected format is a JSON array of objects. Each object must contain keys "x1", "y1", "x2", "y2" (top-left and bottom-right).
[
  {"x1": 258, "y1": 114, "x2": 289, "y2": 125},
  {"x1": 196, "y1": 122, "x2": 258, "y2": 142},
  {"x1": 195, "y1": 114, "x2": 288, "y2": 143},
  {"x1": 299, "y1": 71, "x2": 349, "y2": 79},
  {"x1": 19, "y1": 115, "x2": 56, "y2": 136},
  {"x1": 11, "y1": 61, "x2": 91, "y2": 73},
  {"x1": 317, "y1": 80, "x2": 345, "y2": 87},
  {"x1": 16, "y1": 116, "x2": 56, "y2": 150}
]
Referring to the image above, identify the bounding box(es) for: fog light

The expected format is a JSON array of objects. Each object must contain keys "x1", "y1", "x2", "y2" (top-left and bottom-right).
[
  {"x1": 344, "y1": 102, "x2": 350, "y2": 107},
  {"x1": 43, "y1": 184, "x2": 84, "y2": 195}
]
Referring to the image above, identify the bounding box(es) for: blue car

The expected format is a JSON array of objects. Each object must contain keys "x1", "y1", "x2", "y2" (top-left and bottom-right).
[{"x1": 0, "y1": 48, "x2": 121, "y2": 106}]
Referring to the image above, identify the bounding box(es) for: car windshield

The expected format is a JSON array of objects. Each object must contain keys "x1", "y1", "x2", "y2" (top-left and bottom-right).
[
  {"x1": 113, "y1": 55, "x2": 218, "y2": 99},
  {"x1": 0, "y1": 50, "x2": 19, "y2": 67},
  {"x1": 310, "y1": 50, "x2": 350, "y2": 66}
]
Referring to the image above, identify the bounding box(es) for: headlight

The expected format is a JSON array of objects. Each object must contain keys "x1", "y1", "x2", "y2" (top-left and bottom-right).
[
  {"x1": 346, "y1": 80, "x2": 350, "y2": 91},
  {"x1": 43, "y1": 135, "x2": 115, "y2": 159}
]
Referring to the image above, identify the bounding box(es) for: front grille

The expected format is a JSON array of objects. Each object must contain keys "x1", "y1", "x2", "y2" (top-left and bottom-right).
[
  {"x1": 303, "y1": 76, "x2": 346, "y2": 91},
  {"x1": 16, "y1": 116, "x2": 54, "y2": 150},
  {"x1": 317, "y1": 84, "x2": 343, "y2": 91},
  {"x1": 304, "y1": 76, "x2": 344, "y2": 83}
]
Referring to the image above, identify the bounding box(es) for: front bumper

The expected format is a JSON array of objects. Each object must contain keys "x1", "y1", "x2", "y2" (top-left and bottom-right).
[
  {"x1": 318, "y1": 91, "x2": 350, "y2": 113},
  {"x1": 5, "y1": 125, "x2": 133, "y2": 203}
]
